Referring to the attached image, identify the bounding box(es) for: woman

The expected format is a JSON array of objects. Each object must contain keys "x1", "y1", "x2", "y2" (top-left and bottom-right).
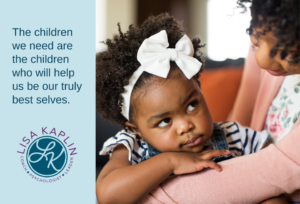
[{"x1": 140, "y1": 0, "x2": 300, "y2": 203}]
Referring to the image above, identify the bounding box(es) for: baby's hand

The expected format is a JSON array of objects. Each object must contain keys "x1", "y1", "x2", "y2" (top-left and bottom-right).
[{"x1": 169, "y1": 150, "x2": 230, "y2": 175}]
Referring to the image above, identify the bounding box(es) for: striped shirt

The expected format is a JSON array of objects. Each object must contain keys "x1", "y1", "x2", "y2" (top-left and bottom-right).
[{"x1": 100, "y1": 121, "x2": 269, "y2": 165}]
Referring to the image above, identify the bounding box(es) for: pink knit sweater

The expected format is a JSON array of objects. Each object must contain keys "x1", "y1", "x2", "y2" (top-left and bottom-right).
[{"x1": 139, "y1": 47, "x2": 300, "y2": 203}]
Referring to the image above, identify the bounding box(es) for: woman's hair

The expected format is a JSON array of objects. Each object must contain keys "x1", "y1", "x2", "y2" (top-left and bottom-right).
[
  {"x1": 96, "y1": 13, "x2": 205, "y2": 128},
  {"x1": 238, "y1": 0, "x2": 299, "y2": 63}
]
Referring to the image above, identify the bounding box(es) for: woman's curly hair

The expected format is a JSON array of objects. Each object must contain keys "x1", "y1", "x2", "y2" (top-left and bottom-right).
[
  {"x1": 96, "y1": 13, "x2": 205, "y2": 128},
  {"x1": 238, "y1": 0, "x2": 299, "y2": 63}
]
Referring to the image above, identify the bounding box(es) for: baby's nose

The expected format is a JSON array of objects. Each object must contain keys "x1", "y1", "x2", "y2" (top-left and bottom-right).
[{"x1": 177, "y1": 119, "x2": 194, "y2": 136}]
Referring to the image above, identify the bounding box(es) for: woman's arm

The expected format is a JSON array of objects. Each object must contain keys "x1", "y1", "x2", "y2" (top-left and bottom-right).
[
  {"x1": 141, "y1": 124, "x2": 300, "y2": 204},
  {"x1": 229, "y1": 45, "x2": 261, "y2": 126},
  {"x1": 96, "y1": 144, "x2": 229, "y2": 204}
]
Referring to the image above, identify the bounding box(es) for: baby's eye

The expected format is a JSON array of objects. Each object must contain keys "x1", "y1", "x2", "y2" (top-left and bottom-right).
[
  {"x1": 157, "y1": 118, "x2": 171, "y2": 127},
  {"x1": 187, "y1": 101, "x2": 198, "y2": 113}
]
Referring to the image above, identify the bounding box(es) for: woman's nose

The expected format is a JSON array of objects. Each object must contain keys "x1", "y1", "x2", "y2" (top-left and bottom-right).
[
  {"x1": 255, "y1": 44, "x2": 281, "y2": 70},
  {"x1": 176, "y1": 119, "x2": 194, "y2": 136},
  {"x1": 255, "y1": 48, "x2": 272, "y2": 68}
]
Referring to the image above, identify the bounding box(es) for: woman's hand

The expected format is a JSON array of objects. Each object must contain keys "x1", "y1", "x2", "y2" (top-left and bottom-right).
[{"x1": 168, "y1": 150, "x2": 230, "y2": 175}]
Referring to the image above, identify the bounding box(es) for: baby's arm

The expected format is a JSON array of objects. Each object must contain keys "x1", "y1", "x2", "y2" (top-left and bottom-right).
[
  {"x1": 260, "y1": 195, "x2": 289, "y2": 204},
  {"x1": 96, "y1": 144, "x2": 230, "y2": 204}
]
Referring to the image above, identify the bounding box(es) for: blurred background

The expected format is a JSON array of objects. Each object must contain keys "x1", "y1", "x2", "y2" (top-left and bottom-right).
[{"x1": 96, "y1": 0, "x2": 251, "y2": 179}]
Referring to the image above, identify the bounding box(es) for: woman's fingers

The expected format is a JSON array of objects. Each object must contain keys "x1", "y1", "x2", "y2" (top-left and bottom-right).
[{"x1": 200, "y1": 150, "x2": 230, "y2": 160}]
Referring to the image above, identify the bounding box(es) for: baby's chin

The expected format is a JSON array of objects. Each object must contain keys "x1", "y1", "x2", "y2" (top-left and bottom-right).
[{"x1": 182, "y1": 144, "x2": 205, "y2": 153}]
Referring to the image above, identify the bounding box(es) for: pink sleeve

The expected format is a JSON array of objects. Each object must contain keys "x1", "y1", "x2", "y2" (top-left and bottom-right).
[
  {"x1": 229, "y1": 45, "x2": 261, "y2": 126},
  {"x1": 141, "y1": 125, "x2": 300, "y2": 204}
]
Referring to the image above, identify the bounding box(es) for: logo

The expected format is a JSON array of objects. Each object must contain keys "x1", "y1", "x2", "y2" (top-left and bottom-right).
[
  {"x1": 27, "y1": 136, "x2": 68, "y2": 177},
  {"x1": 18, "y1": 127, "x2": 77, "y2": 183}
]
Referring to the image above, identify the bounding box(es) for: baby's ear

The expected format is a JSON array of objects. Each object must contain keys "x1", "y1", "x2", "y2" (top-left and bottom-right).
[{"x1": 125, "y1": 121, "x2": 142, "y2": 139}]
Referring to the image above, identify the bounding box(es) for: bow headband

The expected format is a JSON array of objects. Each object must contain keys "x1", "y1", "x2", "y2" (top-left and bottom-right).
[{"x1": 121, "y1": 30, "x2": 202, "y2": 120}]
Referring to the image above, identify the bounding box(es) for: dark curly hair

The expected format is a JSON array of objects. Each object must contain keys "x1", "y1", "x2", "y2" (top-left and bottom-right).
[
  {"x1": 96, "y1": 13, "x2": 205, "y2": 128},
  {"x1": 238, "y1": 0, "x2": 299, "y2": 64}
]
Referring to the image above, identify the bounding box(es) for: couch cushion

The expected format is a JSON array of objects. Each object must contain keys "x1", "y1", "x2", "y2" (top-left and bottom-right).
[{"x1": 200, "y1": 67, "x2": 243, "y2": 122}]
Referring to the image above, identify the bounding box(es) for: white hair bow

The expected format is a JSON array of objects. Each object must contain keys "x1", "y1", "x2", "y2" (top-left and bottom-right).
[{"x1": 121, "y1": 30, "x2": 202, "y2": 120}]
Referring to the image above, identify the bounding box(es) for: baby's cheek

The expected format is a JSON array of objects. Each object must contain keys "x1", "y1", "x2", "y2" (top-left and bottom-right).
[
  {"x1": 196, "y1": 114, "x2": 213, "y2": 134},
  {"x1": 148, "y1": 133, "x2": 174, "y2": 152}
]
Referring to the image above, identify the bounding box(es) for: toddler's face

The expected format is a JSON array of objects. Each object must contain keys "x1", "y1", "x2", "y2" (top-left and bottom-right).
[
  {"x1": 129, "y1": 69, "x2": 213, "y2": 153},
  {"x1": 250, "y1": 27, "x2": 300, "y2": 75}
]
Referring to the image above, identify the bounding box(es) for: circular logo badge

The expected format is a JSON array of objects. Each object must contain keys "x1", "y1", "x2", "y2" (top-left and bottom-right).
[{"x1": 26, "y1": 136, "x2": 68, "y2": 178}]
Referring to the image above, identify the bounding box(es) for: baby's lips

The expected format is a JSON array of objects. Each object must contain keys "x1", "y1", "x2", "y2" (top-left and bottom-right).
[
  {"x1": 184, "y1": 136, "x2": 202, "y2": 147},
  {"x1": 185, "y1": 137, "x2": 199, "y2": 145}
]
